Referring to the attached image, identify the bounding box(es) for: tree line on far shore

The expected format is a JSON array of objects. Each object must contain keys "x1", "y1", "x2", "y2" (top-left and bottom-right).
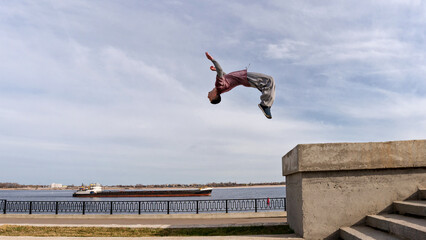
[
  {"x1": 0, "y1": 181, "x2": 286, "y2": 189},
  {"x1": 128, "y1": 181, "x2": 286, "y2": 189},
  {"x1": 0, "y1": 182, "x2": 42, "y2": 188}
]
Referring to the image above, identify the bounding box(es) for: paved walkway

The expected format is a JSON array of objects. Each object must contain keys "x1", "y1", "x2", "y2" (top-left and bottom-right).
[
  {"x1": 0, "y1": 216, "x2": 286, "y2": 228},
  {"x1": 0, "y1": 212, "x2": 286, "y2": 228},
  {"x1": 0, "y1": 236, "x2": 302, "y2": 240},
  {"x1": 0, "y1": 212, "x2": 303, "y2": 239}
]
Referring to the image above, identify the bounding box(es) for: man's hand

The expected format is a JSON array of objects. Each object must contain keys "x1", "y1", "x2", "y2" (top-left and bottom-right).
[
  {"x1": 205, "y1": 52, "x2": 213, "y2": 60},
  {"x1": 210, "y1": 66, "x2": 216, "y2": 71}
]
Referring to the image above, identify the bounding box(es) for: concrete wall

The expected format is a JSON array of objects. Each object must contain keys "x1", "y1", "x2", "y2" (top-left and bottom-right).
[{"x1": 282, "y1": 140, "x2": 426, "y2": 240}]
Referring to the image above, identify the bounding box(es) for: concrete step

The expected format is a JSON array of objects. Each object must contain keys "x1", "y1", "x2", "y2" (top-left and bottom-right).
[
  {"x1": 366, "y1": 214, "x2": 426, "y2": 240},
  {"x1": 394, "y1": 200, "x2": 426, "y2": 217},
  {"x1": 419, "y1": 188, "x2": 426, "y2": 200},
  {"x1": 340, "y1": 226, "x2": 402, "y2": 240}
]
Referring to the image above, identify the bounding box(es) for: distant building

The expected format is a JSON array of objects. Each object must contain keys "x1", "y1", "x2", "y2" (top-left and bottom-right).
[{"x1": 50, "y1": 183, "x2": 63, "y2": 188}]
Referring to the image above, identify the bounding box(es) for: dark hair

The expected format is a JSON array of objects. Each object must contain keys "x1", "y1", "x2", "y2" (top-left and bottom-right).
[{"x1": 210, "y1": 94, "x2": 221, "y2": 104}]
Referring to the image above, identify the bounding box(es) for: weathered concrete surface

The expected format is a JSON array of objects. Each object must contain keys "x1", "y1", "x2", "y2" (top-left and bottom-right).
[
  {"x1": 282, "y1": 140, "x2": 426, "y2": 240},
  {"x1": 283, "y1": 139, "x2": 426, "y2": 175},
  {"x1": 285, "y1": 172, "x2": 303, "y2": 236}
]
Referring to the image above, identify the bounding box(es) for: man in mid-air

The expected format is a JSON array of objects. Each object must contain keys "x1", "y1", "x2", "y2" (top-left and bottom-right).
[{"x1": 206, "y1": 52, "x2": 276, "y2": 119}]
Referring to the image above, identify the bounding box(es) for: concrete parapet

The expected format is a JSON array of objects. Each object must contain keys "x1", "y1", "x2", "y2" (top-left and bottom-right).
[
  {"x1": 282, "y1": 139, "x2": 426, "y2": 239},
  {"x1": 282, "y1": 140, "x2": 426, "y2": 175}
]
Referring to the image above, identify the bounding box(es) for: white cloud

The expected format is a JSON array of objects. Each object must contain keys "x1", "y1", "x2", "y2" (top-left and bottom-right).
[
  {"x1": 266, "y1": 40, "x2": 309, "y2": 60},
  {"x1": 265, "y1": 31, "x2": 418, "y2": 66},
  {"x1": 341, "y1": 91, "x2": 426, "y2": 120}
]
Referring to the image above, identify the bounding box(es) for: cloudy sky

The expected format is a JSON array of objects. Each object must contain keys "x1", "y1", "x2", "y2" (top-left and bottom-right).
[{"x1": 1, "y1": 1, "x2": 425, "y2": 185}]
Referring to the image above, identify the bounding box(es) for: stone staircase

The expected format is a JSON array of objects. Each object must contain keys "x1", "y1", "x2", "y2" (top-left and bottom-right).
[{"x1": 340, "y1": 188, "x2": 426, "y2": 240}]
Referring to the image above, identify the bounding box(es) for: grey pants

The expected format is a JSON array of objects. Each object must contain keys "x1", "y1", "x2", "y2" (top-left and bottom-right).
[{"x1": 247, "y1": 72, "x2": 276, "y2": 108}]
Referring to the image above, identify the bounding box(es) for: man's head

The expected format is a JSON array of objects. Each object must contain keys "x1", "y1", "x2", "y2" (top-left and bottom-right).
[{"x1": 208, "y1": 88, "x2": 221, "y2": 104}]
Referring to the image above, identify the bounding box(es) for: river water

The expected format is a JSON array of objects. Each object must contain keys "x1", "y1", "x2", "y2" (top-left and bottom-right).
[{"x1": 0, "y1": 186, "x2": 285, "y2": 202}]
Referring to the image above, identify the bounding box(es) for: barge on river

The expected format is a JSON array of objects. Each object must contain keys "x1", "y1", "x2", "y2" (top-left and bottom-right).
[{"x1": 72, "y1": 183, "x2": 213, "y2": 198}]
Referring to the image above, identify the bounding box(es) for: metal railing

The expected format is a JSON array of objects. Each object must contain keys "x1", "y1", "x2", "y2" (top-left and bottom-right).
[{"x1": 0, "y1": 198, "x2": 285, "y2": 215}]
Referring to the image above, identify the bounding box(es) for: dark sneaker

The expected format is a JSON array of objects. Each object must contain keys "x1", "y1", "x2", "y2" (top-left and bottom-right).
[{"x1": 258, "y1": 104, "x2": 272, "y2": 119}]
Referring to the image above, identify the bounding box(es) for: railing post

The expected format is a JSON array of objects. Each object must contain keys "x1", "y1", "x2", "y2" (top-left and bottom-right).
[
  {"x1": 225, "y1": 200, "x2": 228, "y2": 213},
  {"x1": 167, "y1": 201, "x2": 170, "y2": 214},
  {"x1": 196, "y1": 201, "x2": 199, "y2": 214},
  {"x1": 3, "y1": 200, "x2": 6, "y2": 214},
  {"x1": 55, "y1": 202, "x2": 59, "y2": 215},
  {"x1": 284, "y1": 197, "x2": 286, "y2": 211},
  {"x1": 29, "y1": 202, "x2": 32, "y2": 214},
  {"x1": 255, "y1": 199, "x2": 257, "y2": 213},
  {"x1": 138, "y1": 201, "x2": 141, "y2": 215},
  {"x1": 82, "y1": 201, "x2": 86, "y2": 215},
  {"x1": 110, "y1": 201, "x2": 113, "y2": 215}
]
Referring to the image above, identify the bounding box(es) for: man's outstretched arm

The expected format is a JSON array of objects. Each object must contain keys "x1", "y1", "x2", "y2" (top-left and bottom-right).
[{"x1": 205, "y1": 52, "x2": 224, "y2": 78}]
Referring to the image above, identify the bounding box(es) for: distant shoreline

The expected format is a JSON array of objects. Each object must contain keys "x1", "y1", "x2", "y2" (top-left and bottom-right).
[
  {"x1": 0, "y1": 185, "x2": 285, "y2": 191},
  {"x1": 212, "y1": 185, "x2": 285, "y2": 189}
]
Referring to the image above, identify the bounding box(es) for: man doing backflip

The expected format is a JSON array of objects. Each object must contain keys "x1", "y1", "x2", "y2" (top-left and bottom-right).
[{"x1": 206, "y1": 52, "x2": 276, "y2": 119}]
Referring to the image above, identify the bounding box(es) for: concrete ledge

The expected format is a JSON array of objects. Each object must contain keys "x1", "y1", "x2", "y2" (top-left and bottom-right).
[{"x1": 283, "y1": 140, "x2": 426, "y2": 175}]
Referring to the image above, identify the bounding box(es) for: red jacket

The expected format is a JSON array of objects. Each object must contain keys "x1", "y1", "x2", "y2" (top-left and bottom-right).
[{"x1": 215, "y1": 69, "x2": 250, "y2": 94}]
